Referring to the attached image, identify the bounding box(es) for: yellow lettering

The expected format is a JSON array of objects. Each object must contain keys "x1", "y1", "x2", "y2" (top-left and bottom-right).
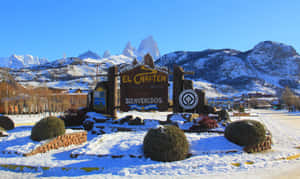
[
  {"x1": 122, "y1": 75, "x2": 132, "y2": 83},
  {"x1": 123, "y1": 68, "x2": 167, "y2": 85},
  {"x1": 161, "y1": 75, "x2": 167, "y2": 83}
]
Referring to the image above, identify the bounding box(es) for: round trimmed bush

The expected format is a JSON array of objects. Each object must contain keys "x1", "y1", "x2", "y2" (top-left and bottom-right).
[
  {"x1": 0, "y1": 116, "x2": 15, "y2": 130},
  {"x1": 225, "y1": 120, "x2": 266, "y2": 146},
  {"x1": 31, "y1": 116, "x2": 65, "y2": 141},
  {"x1": 143, "y1": 125, "x2": 189, "y2": 162}
]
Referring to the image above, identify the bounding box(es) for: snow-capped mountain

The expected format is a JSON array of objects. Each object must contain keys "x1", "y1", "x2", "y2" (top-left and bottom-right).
[
  {"x1": 122, "y1": 36, "x2": 160, "y2": 60},
  {"x1": 78, "y1": 50, "x2": 101, "y2": 60},
  {"x1": 9, "y1": 53, "x2": 134, "y2": 90},
  {"x1": 0, "y1": 54, "x2": 48, "y2": 69},
  {"x1": 5, "y1": 39, "x2": 300, "y2": 97},
  {"x1": 122, "y1": 42, "x2": 137, "y2": 59},
  {"x1": 137, "y1": 36, "x2": 160, "y2": 60},
  {"x1": 102, "y1": 50, "x2": 111, "y2": 58},
  {"x1": 156, "y1": 41, "x2": 300, "y2": 95}
]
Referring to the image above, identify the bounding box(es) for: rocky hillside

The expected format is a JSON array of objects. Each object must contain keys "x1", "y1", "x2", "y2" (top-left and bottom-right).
[
  {"x1": 156, "y1": 41, "x2": 300, "y2": 95},
  {"x1": 8, "y1": 52, "x2": 136, "y2": 90}
]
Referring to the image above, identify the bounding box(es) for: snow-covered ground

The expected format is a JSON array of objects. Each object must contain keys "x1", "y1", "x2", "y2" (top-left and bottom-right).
[{"x1": 1, "y1": 110, "x2": 300, "y2": 178}]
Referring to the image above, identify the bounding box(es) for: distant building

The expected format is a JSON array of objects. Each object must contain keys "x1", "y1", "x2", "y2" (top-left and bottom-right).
[{"x1": 0, "y1": 90, "x2": 87, "y2": 114}]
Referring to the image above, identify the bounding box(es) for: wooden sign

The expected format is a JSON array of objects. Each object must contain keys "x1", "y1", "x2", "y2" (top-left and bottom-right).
[
  {"x1": 93, "y1": 86, "x2": 106, "y2": 113},
  {"x1": 120, "y1": 65, "x2": 168, "y2": 111}
]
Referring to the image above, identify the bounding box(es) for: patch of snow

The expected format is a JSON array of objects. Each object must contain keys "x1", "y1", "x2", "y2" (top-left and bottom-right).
[{"x1": 1, "y1": 110, "x2": 300, "y2": 178}]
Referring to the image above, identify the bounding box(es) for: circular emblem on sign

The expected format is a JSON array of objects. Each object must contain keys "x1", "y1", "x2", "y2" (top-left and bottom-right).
[{"x1": 179, "y1": 89, "x2": 199, "y2": 110}]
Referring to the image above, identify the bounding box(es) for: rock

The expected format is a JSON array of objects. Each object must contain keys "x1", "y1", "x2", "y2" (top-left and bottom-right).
[
  {"x1": 181, "y1": 113, "x2": 199, "y2": 122},
  {"x1": 128, "y1": 117, "x2": 144, "y2": 125},
  {"x1": 83, "y1": 120, "x2": 94, "y2": 131},
  {"x1": 118, "y1": 115, "x2": 133, "y2": 124},
  {"x1": 0, "y1": 131, "x2": 8, "y2": 137}
]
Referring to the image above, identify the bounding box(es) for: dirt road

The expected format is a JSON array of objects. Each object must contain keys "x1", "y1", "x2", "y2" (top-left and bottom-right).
[{"x1": 257, "y1": 110, "x2": 300, "y2": 179}]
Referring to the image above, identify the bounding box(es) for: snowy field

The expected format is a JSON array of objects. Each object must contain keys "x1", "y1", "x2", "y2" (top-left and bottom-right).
[{"x1": 1, "y1": 110, "x2": 300, "y2": 178}]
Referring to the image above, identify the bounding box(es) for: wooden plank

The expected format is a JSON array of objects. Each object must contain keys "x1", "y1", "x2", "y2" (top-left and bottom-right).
[{"x1": 173, "y1": 65, "x2": 184, "y2": 113}]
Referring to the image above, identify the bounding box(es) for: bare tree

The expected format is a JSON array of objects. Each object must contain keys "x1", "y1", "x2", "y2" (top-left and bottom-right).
[{"x1": 281, "y1": 87, "x2": 297, "y2": 111}]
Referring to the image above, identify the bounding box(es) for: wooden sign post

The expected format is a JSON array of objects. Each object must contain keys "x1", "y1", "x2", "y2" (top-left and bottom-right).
[
  {"x1": 173, "y1": 64, "x2": 205, "y2": 113},
  {"x1": 91, "y1": 66, "x2": 118, "y2": 119},
  {"x1": 107, "y1": 66, "x2": 118, "y2": 118}
]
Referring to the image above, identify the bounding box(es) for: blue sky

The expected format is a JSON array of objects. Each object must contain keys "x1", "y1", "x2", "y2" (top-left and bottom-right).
[{"x1": 1, "y1": 0, "x2": 300, "y2": 61}]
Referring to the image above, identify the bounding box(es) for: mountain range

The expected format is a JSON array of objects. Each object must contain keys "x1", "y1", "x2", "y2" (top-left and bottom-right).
[
  {"x1": 2, "y1": 37, "x2": 300, "y2": 97},
  {"x1": 0, "y1": 55, "x2": 48, "y2": 69},
  {"x1": 156, "y1": 41, "x2": 300, "y2": 95}
]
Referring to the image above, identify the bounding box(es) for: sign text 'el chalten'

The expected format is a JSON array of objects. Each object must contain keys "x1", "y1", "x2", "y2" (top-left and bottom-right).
[{"x1": 120, "y1": 65, "x2": 168, "y2": 111}]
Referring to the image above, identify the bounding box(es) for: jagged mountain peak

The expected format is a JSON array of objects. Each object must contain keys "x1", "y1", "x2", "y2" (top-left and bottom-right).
[
  {"x1": 124, "y1": 41, "x2": 135, "y2": 49},
  {"x1": 122, "y1": 41, "x2": 137, "y2": 58},
  {"x1": 103, "y1": 50, "x2": 111, "y2": 58},
  {"x1": 137, "y1": 36, "x2": 160, "y2": 60},
  {"x1": 251, "y1": 40, "x2": 298, "y2": 57},
  {"x1": 0, "y1": 54, "x2": 48, "y2": 69},
  {"x1": 78, "y1": 50, "x2": 101, "y2": 60},
  {"x1": 247, "y1": 41, "x2": 300, "y2": 77}
]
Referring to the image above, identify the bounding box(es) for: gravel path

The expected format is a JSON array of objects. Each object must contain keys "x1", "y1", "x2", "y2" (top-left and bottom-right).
[{"x1": 256, "y1": 110, "x2": 300, "y2": 179}]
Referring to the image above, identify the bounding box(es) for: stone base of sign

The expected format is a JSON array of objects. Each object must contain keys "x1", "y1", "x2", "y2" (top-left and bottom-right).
[
  {"x1": 243, "y1": 135, "x2": 272, "y2": 153},
  {"x1": 24, "y1": 131, "x2": 87, "y2": 156}
]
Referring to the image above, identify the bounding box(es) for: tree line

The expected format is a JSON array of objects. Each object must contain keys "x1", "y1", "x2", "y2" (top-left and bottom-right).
[{"x1": 281, "y1": 87, "x2": 300, "y2": 111}]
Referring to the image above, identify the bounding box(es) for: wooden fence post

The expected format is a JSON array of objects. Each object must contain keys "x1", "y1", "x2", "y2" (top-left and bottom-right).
[
  {"x1": 195, "y1": 89, "x2": 205, "y2": 114},
  {"x1": 107, "y1": 66, "x2": 118, "y2": 119},
  {"x1": 173, "y1": 65, "x2": 184, "y2": 113}
]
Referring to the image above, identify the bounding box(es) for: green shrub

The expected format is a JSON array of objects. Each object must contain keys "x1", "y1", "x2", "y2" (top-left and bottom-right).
[
  {"x1": 239, "y1": 106, "x2": 245, "y2": 113},
  {"x1": 31, "y1": 116, "x2": 65, "y2": 141},
  {"x1": 0, "y1": 116, "x2": 15, "y2": 130},
  {"x1": 218, "y1": 109, "x2": 230, "y2": 121},
  {"x1": 143, "y1": 125, "x2": 189, "y2": 162},
  {"x1": 225, "y1": 120, "x2": 266, "y2": 146},
  {"x1": 233, "y1": 105, "x2": 245, "y2": 112}
]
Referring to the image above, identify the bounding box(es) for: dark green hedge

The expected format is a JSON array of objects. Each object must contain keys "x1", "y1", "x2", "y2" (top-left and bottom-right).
[{"x1": 143, "y1": 125, "x2": 189, "y2": 162}]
